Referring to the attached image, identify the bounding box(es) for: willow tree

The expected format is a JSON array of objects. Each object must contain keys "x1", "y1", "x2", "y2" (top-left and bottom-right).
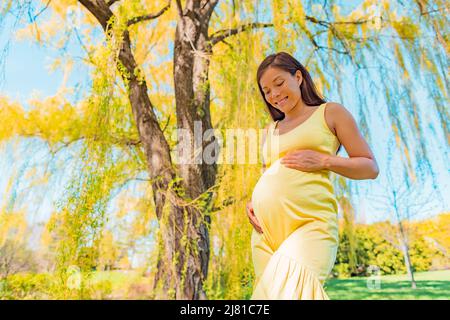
[{"x1": 0, "y1": 0, "x2": 448, "y2": 299}]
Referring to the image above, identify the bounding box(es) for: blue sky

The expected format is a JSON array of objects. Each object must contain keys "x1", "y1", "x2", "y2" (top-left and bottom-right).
[{"x1": 0, "y1": 2, "x2": 448, "y2": 238}]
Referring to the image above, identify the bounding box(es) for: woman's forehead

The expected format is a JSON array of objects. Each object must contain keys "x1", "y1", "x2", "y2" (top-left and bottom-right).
[{"x1": 260, "y1": 67, "x2": 288, "y2": 88}]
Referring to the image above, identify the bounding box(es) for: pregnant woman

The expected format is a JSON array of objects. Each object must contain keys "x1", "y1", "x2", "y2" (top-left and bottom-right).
[{"x1": 247, "y1": 52, "x2": 379, "y2": 300}]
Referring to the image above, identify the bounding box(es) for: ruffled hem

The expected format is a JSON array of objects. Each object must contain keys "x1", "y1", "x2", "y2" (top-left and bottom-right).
[{"x1": 251, "y1": 251, "x2": 330, "y2": 300}]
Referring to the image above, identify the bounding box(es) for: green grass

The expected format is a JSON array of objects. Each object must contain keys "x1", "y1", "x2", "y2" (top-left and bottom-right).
[{"x1": 324, "y1": 270, "x2": 450, "y2": 300}]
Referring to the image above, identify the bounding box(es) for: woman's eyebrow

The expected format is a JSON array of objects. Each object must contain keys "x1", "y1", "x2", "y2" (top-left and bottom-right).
[{"x1": 262, "y1": 76, "x2": 283, "y2": 89}]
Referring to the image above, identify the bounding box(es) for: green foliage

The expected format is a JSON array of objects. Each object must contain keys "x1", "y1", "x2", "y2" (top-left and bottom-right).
[
  {"x1": 0, "y1": 273, "x2": 55, "y2": 299},
  {"x1": 332, "y1": 220, "x2": 447, "y2": 278}
]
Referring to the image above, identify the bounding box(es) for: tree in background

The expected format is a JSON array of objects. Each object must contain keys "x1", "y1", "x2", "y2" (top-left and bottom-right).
[
  {"x1": 368, "y1": 154, "x2": 440, "y2": 288},
  {"x1": 337, "y1": 196, "x2": 358, "y2": 276},
  {"x1": 414, "y1": 213, "x2": 450, "y2": 268},
  {"x1": 0, "y1": 210, "x2": 35, "y2": 280},
  {"x1": 0, "y1": 240, "x2": 37, "y2": 281}
]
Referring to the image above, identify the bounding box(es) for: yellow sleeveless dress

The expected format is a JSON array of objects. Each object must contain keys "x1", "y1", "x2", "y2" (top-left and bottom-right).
[{"x1": 250, "y1": 102, "x2": 340, "y2": 300}]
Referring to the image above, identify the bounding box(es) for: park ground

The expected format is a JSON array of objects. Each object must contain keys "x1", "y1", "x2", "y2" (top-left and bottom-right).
[{"x1": 325, "y1": 270, "x2": 449, "y2": 300}]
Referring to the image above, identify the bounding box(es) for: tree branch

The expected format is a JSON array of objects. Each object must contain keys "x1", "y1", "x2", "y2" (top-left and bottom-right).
[
  {"x1": 127, "y1": 2, "x2": 171, "y2": 26},
  {"x1": 78, "y1": 0, "x2": 113, "y2": 31},
  {"x1": 33, "y1": 0, "x2": 52, "y2": 21},
  {"x1": 210, "y1": 22, "x2": 274, "y2": 46},
  {"x1": 175, "y1": 0, "x2": 183, "y2": 19},
  {"x1": 305, "y1": 15, "x2": 371, "y2": 27},
  {"x1": 200, "y1": 0, "x2": 219, "y2": 21},
  {"x1": 106, "y1": 0, "x2": 120, "y2": 6},
  {"x1": 48, "y1": 135, "x2": 141, "y2": 156}
]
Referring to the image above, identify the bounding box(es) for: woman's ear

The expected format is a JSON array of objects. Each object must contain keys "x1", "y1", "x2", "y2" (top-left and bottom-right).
[{"x1": 295, "y1": 70, "x2": 303, "y2": 86}]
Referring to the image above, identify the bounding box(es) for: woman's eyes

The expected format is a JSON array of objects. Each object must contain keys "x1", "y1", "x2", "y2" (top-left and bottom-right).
[{"x1": 264, "y1": 81, "x2": 284, "y2": 95}]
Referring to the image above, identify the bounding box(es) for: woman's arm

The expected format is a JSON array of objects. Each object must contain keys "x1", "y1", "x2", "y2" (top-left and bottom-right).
[{"x1": 323, "y1": 102, "x2": 379, "y2": 180}]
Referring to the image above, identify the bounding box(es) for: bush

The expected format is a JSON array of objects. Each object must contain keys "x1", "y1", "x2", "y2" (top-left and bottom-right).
[
  {"x1": 0, "y1": 273, "x2": 55, "y2": 299},
  {"x1": 332, "y1": 221, "x2": 443, "y2": 278}
]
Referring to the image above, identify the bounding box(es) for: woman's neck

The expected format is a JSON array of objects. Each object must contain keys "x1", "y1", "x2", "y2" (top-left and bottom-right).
[{"x1": 282, "y1": 98, "x2": 310, "y2": 122}]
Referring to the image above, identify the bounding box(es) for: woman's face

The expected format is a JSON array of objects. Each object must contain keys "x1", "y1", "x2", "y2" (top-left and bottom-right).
[{"x1": 259, "y1": 67, "x2": 303, "y2": 114}]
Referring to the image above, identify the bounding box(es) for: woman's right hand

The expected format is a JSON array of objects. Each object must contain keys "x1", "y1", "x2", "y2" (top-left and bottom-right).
[{"x1": 246, "y1": 201, "x2": 263, "y2": 234}]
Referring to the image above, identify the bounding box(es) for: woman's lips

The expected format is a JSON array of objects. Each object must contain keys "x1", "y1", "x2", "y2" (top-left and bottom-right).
[{"x1": 277, "y1": 96, "x2": 288, "y2": 106}]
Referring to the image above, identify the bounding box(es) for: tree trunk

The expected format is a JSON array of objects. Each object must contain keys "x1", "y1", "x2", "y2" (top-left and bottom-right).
[
  {"x1": 397, "y1": 222, "x2": 417, "y2": 289},
  {"x1": 152, "y1": 1, "x2": 220, "y2": 300},
  {"x1": 78, "y1": 0, "x2": 219, "y2": 299},
  {"x1": 401, "y1": 241, "x2": 417, "y2": 289}
]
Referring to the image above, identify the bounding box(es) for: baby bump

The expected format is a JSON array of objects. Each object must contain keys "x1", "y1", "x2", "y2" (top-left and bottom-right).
[
  {"x1": 252, "y1": 159, "x2": 338, "y2": 236},
  {"x1": 252, "y1": 160, "x2": 336, "y2": 210}
]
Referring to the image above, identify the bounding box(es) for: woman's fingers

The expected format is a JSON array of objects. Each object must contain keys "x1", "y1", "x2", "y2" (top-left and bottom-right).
[
  {"x1": 246, "y1": 202, "x2": 263, "y2": 233},
  {"x1": 253, "y1": 222, "x2": 263, "y2": 233},
  {"x1": 249, "y1": 212, "x2": 263, "y2": 233}
]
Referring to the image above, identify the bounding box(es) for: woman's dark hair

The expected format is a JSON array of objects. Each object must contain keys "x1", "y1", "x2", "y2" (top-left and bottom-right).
[
  {"x1": 257, "y1": 51, "x2": 326, "y2": 121},
  {"x1": 256, "y1": 52, "x2": 341, "y2": 154}
]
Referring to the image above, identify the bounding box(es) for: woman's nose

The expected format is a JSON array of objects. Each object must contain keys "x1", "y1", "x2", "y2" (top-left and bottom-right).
[{"x1": 270, "y1": 90, "x2": 281, "y2": 101}]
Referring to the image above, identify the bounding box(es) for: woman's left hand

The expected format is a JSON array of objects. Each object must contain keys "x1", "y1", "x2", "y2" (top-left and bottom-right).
[{"x1": 280, "y1": 149, "x2": 329, "y2": 172}]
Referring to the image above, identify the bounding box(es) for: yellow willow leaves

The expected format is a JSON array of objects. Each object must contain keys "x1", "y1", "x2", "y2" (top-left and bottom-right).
[
  {"x1": 0, "y1": 0, "x2": 12, "y2": 15},
  {"x1": 271, "y1": 2, "x2": 285, "y2": 27},
  {"x1": 41, "y1": 213, "x2": 59, "y2": 249},
  {"x1": 287, "y1": 0, "x2": 306, "y2": 30},
  {"x1": 15, "y1": 0, "x2": 79, "y2": 43},
  {"x1": 91, "y1": 43, "x2": 117, "y2": 80},
  {"x1": 339, "y1": 196, "x2": 357, "y2": 270},
  {"x1": 210, "y1": 41, "x2": 262, "y2": 125},
  {"x1": 130, "y1": 5, "x2": 175, "y2": 66},
  {"x1": 26, "y1": 97, "x2": 84, "y2": 146},
  {"x1": 97, "y1": 230, "x2": 119, "y2": 269},
  {"x1": 241, "y1": 0, "x2": 259, "y2": 14},
  {"x1": 421, "y1": 52, "x2": 438, "y2": 76},
  {"x1": 209, "y1": 1, "x2": 231, "y2": 32},
  {"x1": 411, "y1": 102, "x2": 420, "y2": 134},
  {"x1": 133, "y1": 27, "x2": 159, "y2": 66},
  {"x1": 146, "y1": 61, "x2": 173, "y2": 92},
  {"x1": 23, "y1": 167, "x2": 50, "y2": 189},
  {"x1": 46, "y1": 0, "x2": 78, "y2": 17},
  {"x1": 393, "y1": 43, "x2": 410, "y2": 81},
  {"x1": 391, "y1": 15, "x2": 421, "y2": 40},
  {"x1": 0, "y1": 95, "x2": 104, "y2": 149},
  {"x1": 0, "y1": 97, "x2": 26, "y2": 141},
  {"x1": 131, "y1": 209, "x2": 155, "y2": 238},
  {"x1": 0, "y1": 211, "x2": 28, "y2": 246},
  {"x1": 115, "y1": 191, "x2": 152, "y2": 220},
  {"x1": 415, "y1": 213, "x2": 450, "y2": 254},
  {"x1": 391, "y1": 123, "x2": 416, "y2": 182},
  {"x1": 327, "y1": 25, "x2": 334, "y2": 52},
  {"x1": 307, "y1": 59, "x2": 330, "y2": 93},
  {"x1": 270, "y1": 0, "x2": 296, "y2": 51},
  {"x1": 207, "y1": 28, "x2": 269, "y2": 299},
  {"x1": 116, "y1": 0, "x2": 146, "y2": 18}
]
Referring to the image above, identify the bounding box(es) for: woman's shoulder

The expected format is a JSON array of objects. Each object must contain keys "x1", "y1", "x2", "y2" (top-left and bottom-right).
[
  {"x1": 324, "y1": 101, "x2": 359, "y2": 135},
  {"x1": 324, "y1": 101, "x2": 351, "y2": 121},
  {"x1": 323, "y1": 102, "x2": 351, "y2": 136},
  {"x1": 325, "y1": 101, "x2": 346, "y2": 111}
]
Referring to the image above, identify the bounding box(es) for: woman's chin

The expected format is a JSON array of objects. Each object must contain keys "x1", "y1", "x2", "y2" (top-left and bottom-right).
[
  {"x1": 277, "y1": 105, "x2": 290, "y2": 113},
  {"x1": 273, "y1": 105, "x2": 285, "y2": 112}
]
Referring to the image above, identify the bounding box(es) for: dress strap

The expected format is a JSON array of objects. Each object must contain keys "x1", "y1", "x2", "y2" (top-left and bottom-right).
[{"x1": 272, "y1": 120, "x2": 280, "y2": 135}]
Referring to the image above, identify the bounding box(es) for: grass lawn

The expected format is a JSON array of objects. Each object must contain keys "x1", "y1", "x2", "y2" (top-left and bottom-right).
[{"x1": 324, "y1": 270, "x2": 450, "y2": 300}]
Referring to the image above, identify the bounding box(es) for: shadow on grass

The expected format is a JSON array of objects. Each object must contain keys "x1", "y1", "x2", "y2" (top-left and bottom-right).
[{"x1": 324, "y1": 279, "x2": 450, "y2": 300}]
